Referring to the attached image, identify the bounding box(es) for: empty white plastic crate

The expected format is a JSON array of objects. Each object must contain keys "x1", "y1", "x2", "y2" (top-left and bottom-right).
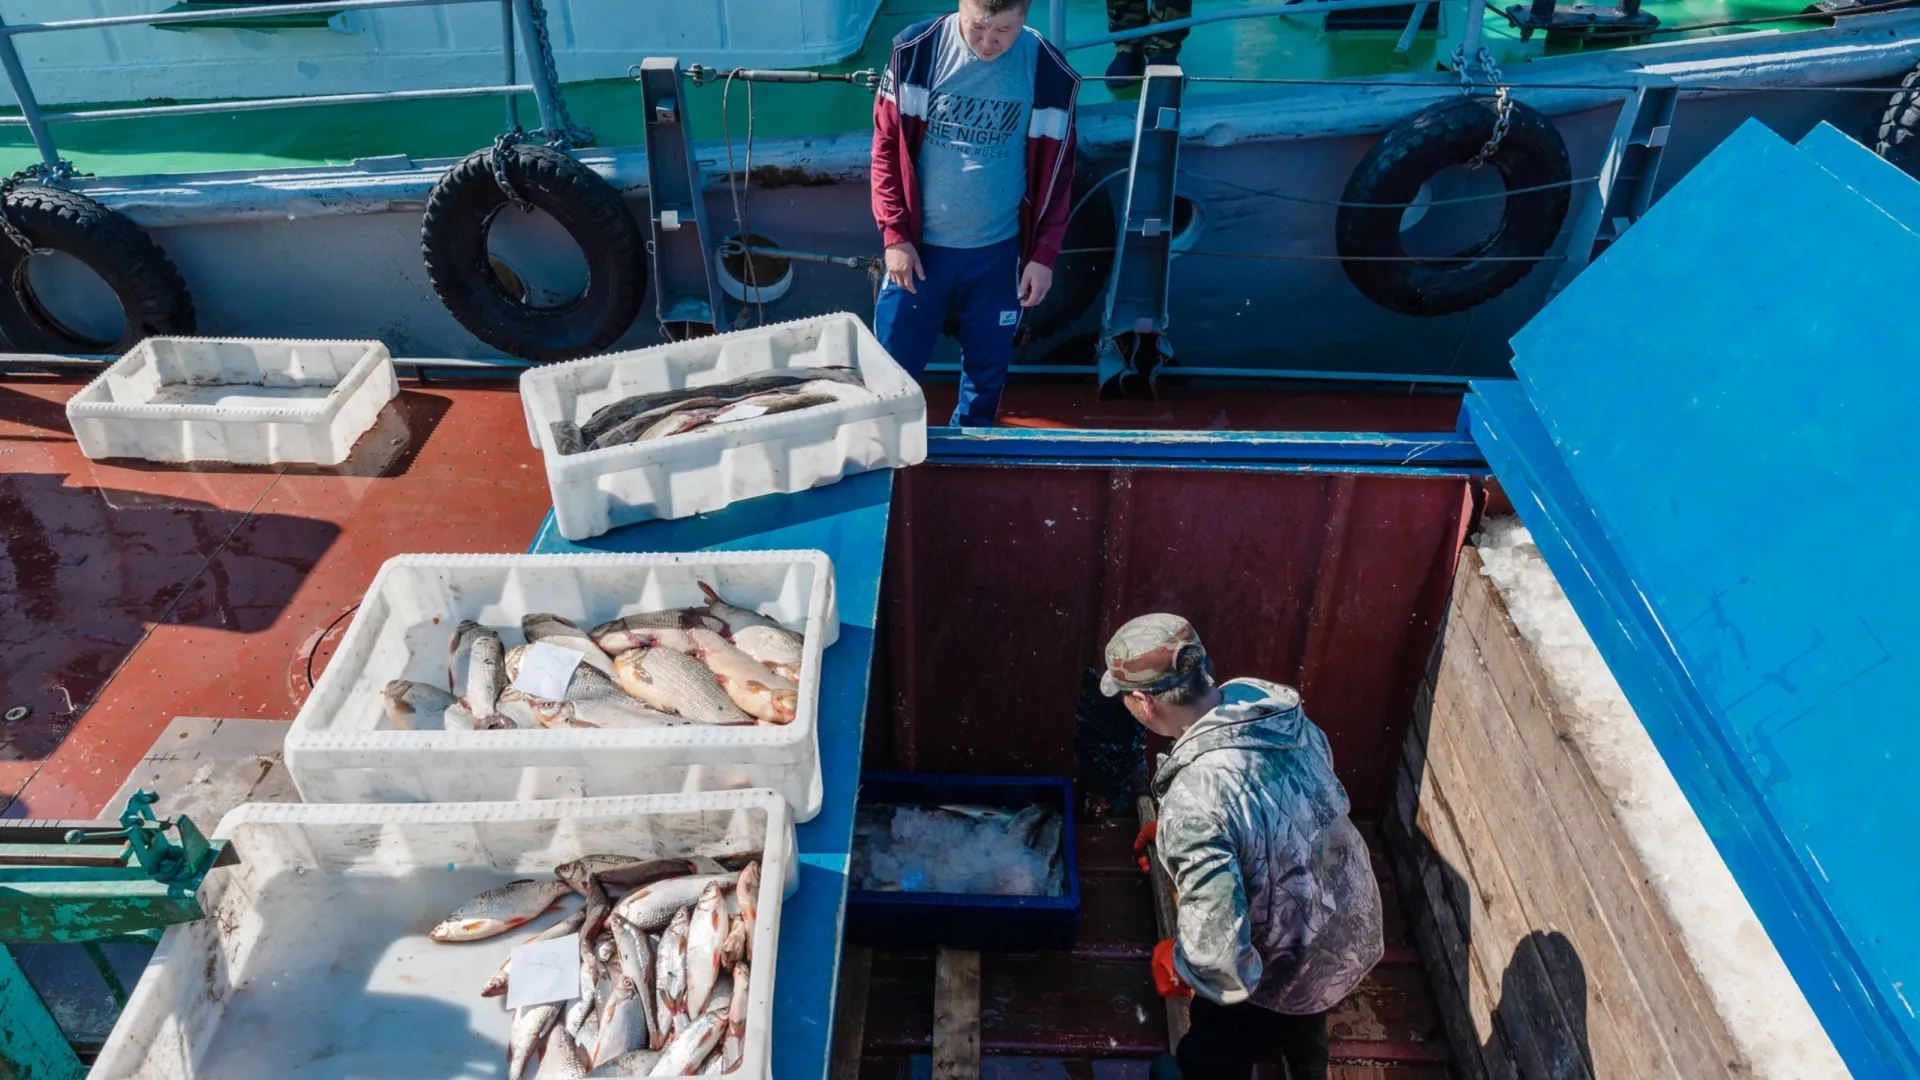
[
  {"x1": 66, "y1": 337, "x2": 398, "y2": 466},
  {"x1": 91, "y1": 790, "x2": 795, "y2": 1080},
  {"x1": 283, "y1": 551, "x2": 838, "y2": 819},
  {"x1": 520, "y1": 312, "x2": 927, "y2": 541}
]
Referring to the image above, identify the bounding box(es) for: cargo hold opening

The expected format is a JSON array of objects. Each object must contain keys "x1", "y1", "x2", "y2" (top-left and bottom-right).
[{"x1": 852, "y1": 458, "x2": 1774, "y2": 1080}]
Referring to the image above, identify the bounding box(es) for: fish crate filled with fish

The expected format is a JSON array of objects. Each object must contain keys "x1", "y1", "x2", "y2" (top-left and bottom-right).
[
  {"x1": 89, "y1": 791, "x2": 794, "y2": 1080},
  {"x1": 846, "y1": 774, "x2": 1079, "y2": 952},
  {"x1": 283, "y1": 551, "x2": 838, "y2": 816},
  {"x1": 65, "y1": 337, "x2": 399, "y2": 465},
  {"x1": 520, "y1": 312, "x2": 927, "y2": 541}
]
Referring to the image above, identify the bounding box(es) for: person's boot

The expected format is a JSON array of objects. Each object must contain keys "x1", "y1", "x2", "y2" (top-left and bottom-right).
[
  {"x1": 1145, "y1": 48, "x2": 1182, "y2": 70},
  {"x1": 1105, "y1": 49, "x2": 1144, "y2": 90},
  {"x1": 1149, "y1": 1053, "x2": 1184, "y2": 1080}
]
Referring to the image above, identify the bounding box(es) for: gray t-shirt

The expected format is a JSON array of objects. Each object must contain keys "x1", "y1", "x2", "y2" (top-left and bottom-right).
[{"x1": 916, "y1": 17, "x2": 1035, "y2": 250}]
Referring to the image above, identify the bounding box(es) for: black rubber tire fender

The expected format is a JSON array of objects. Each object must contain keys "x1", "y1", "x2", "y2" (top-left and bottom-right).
[
  {"x1": 422, "y1": 142, "x2": 647, "y2": 363},
  {"x1": 1873, "y1": 62, "x2": 1920, "y2": 178},
  {"x1": 1017, "y1": 149, "x2": 1117, "y2": 343},
  {"x1": 1335, "y1": 96, "x2": 1572, "y2": 317},
  {"x1": 0, "y1": 186, "x2": 194, "y2": 353}
]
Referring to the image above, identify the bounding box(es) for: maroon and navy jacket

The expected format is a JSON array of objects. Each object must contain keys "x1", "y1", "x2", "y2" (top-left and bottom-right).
[{"x1": 871, "y1": 16, "x2": 1081, "y2": 270}]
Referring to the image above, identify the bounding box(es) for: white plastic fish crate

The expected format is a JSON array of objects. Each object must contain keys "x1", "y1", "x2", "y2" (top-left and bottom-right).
[
  {"x1": 283, "y1": 551, "x2": 838, "y2": 819},
  {"x1": 520, "y1": 312, "x2": 927, "y2": 541},
  {"x1": 65, "y1": 337, "x2": 399, "y2": 466},
  {"x1": 91, "y1": 790, "x2": 796, "y2": 1080}
]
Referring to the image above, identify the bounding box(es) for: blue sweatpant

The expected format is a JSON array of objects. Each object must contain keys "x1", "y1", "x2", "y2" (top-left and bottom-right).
[{"x1": 873, "y1": 236, "x2": 1022, "y2": 428}]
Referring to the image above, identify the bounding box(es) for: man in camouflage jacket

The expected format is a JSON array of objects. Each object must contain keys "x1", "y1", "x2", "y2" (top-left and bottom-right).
[{"x1": 1100, "y1": 614, "x2": 1384, "y2": 1080}]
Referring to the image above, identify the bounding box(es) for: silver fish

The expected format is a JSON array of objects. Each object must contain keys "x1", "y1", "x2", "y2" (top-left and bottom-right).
[
  {"x1": 723, "y1": 961, "x2": 749, "y2": 1071},
  {"x1": 734, "y1": 861, "x2": 760, "y2": 961},
  {"x1": 536, "y1": 1021, "x2": 592, "y2": 1079},
  {"x1": 565, "y1": 664, "x2": 682, "y2": 728},
  {"x1": 611, "y1": 873, "x2": 739, "y2": 932},
  {"x1": 579, "y1": 367, "x2": 864, "y2": 446},
  {"x1": 612, "y1": 649, "x2": 753, "y2": 726},
  {"x1": 556, "y1": 854, "x2": 636, "y2": 897},
  {"x1": 523, "y1": 613, "x2": 617, "y2": 677},
  {"x1": 589, "y1": 394, "x2": 729, "y2": 450},
  {"x1": 656, "y1": 908, "x2": 690, "y2": 1047},
  {"x1": 594, "y1": 932, "x2": 616, "y2": 964},
  {"x1": 383, "y1": 679, "x2": 462, "y2": 730},
  {"x1": 730, "y1": 624, "x2": 804, "y2": 682},
  {"x1": 687, "y1": 629, "x2": 798, "y2": 725},
  {"x1": 610, "y1": 914, "x2": 660, "y2": 1049},
  {"x1": 650, "y1": 1011, "x2": 723, "y2": 1076},
  {"x1": 707, "y1": 389, "x2": 840, "y2": 427},
  {"x1": 595, "y1": 857, "x2": 701, "y2": 895},
  {"x1": 593, "y1": 976, "x2": 648, "y2": 1068},
  {"x1": 567, "y1": 955, "x2": 605, "y2": 1038},
  {"x1": 508, "y1": 1002, "x2": 561, "y2": 1080},
  {"x1": 431, "y1": 878, "x2": 571, "y2": 942},
  {"x1": 589, "y1": 609, "x2": 724, "y2": 654},
  {"x1": 639, "y1": 407, "x2": 720, "y2": 442},
  {"x1": 449, "y1": 620, "x2": 488, "y2": 693},
  {"x1": 483, "y1": 909, "x2": 587, "y2": 997},
  {"x1": 683, "y1": 883, "x2": 727, "y2": 1017},
  {"x1": 696, "y1": 582, "x2": 781, "y2": 634},
  {"x1": 718, "y1": 918, "x2": 748, "y2": 971},
  {"x1": 467, "y1": 625, "x2": 506, "y2": 719},
  {"x1": 495, "y1": 687, "x2": 550, "y2": 729},
  {"x1": 588, "y1": 1049, "x2": 662, "y2": 1077}
]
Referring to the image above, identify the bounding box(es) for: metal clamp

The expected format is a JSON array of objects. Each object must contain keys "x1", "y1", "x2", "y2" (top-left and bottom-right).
[{"x1": 64, "y1": 790, "x2": 217, "y2": 886}]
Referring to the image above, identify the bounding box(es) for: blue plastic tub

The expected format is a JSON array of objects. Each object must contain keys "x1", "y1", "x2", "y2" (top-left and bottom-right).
[{"x1": 846, "y1": 773, "x2": 1080, "y2": 951}]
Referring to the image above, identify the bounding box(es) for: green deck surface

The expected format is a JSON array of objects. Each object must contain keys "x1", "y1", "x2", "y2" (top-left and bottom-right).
[{"x1": 0, "y1": 0, "x2": 1819, "y2": 178}]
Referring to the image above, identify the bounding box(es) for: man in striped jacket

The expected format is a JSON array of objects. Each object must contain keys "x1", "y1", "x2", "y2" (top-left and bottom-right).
[{"x1": 870, "y1": 0, "x2": 1080, "y2": 427}]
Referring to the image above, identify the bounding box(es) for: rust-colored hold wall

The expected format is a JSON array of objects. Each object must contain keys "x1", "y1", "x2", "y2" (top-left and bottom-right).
[{"x1": 874, "y1": 464, "x2": 1473, "y2": 818}]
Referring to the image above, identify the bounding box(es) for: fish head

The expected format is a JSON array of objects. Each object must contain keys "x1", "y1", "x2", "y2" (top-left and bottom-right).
[
  {"x1": 555, "y1": 859, "x2": 592, "y2": 889},
  {"x1": 769, "y1": 689, "x2": 798, "y2": 724},
  {"x1": 668, "y1": 907, "x2": 691, "y2": 934},
  {"x1": 737, "y1": 862, "x2": 760, "y2": 902},
  {"x1": 430, "y1": 915, "x2": 514, "y2": 942}
]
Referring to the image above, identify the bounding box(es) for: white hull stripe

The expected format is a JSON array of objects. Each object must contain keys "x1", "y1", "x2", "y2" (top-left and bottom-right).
[{"x1": 1029, "y1": 106, "x2": 1071, "y2": 141}]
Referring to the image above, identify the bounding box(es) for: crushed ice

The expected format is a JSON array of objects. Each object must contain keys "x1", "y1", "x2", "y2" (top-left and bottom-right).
[{"x1": 852, "y1": 804, "x2": 1066, "y2": 897}]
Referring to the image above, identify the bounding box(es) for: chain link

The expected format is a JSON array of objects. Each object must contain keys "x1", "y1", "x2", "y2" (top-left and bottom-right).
[
  {"x1": 522, "y1": 0, "x2": 592, "y2": 151},
  {"x1": 0, "y1": 159, "x2": 78, "y2": 255},
  {"x1": 1448, "y1": 46, "x2": 1511, "y2": 170},
  {"x1": 488, "y1": 132, "x2": 531, "y2": 211}
]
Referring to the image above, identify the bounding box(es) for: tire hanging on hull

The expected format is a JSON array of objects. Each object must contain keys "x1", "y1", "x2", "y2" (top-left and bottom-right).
[
  {"x1": 422, "y1": 141, "x2": 648, "y2": 363},
  {"x1": 1018, "y1": 150, "x2": 1118, "y2": 344},
  {"x1": 0, "y1": 185, "x2": 194, "y2": 353},
  {"x1": 1335, "y1": 96, "x2": 1572, "y2": 317},
  {"x1": 1872, "y1": 61, "x2": 1920, "y2": 179}
]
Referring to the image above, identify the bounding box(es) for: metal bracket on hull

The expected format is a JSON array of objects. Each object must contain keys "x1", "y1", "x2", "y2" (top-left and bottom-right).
[
  {"x1": 1546, "y1": 76, "x2": 1677, "y2": 300},
  {"x1": 1097, "y1": 63, "x2": 1184, "y2": 400},
  {"x1": 635, "y1": 57, "x2": 724, "y2": 339}
]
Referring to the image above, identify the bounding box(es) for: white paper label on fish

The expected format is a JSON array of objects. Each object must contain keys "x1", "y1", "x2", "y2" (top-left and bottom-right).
[
  {"x1": 506, "y1": 932, "x2": 585, "y2": 1010},
  {"x1": 512, "y1": 642, "x2": 586, "y2": 702},
  {"x1": 709, "y1": 402, "x2": 770, "y2": 425}
]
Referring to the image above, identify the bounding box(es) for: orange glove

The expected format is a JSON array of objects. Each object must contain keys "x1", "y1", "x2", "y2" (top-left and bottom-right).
[
  {"x1": 1151, "y1": 939, "x2": 1193, "y2": 998},
  {"x1": 1133, "y1": 820, "x2": 1158, "y2": 874}
]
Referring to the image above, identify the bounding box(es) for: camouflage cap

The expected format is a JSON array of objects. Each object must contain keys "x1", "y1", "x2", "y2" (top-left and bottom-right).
[{"x1": 1099, "y1": 613, "x2": 1211, "y2": 697}]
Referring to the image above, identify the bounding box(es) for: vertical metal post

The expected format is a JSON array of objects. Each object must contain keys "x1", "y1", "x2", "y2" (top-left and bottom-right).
[
  {"x1": 1392, "y1": 0, "x2": 1431, "y2": 58},
  {"x1": 1049, "y1": 0, "x2": 1067, "y2": 45},
  {"x1": 0, "y1": 15, "x2": 59, "y2": 172},
  {"x1": 636, "y1": 57, "x2": 723, "y2": 336},
  {"x1": 1095, "y1": 62, "x2": 1185, "y2": 399},
  {"x1": 499, "y1": 0, "x2": 520, "y2": 132},
  {"x1": 0, "y1": 945, "x2": 85, "y2": 1080},
  {"x1": 510, "y1": 0, "x2": 560, "y2": 136},
  {"x1": 1459, "y1": 0, "x2": 1488, "y2": 65},
  {"x1": 1546, "y1": 76, "x2": 1678, "y2": 300}
]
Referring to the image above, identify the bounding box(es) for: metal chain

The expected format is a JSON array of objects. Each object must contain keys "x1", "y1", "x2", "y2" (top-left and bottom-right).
[
  {"x1": 522, "y1": 0, "x2": 592, "y2": 150},
  {"x1": 1458, "y1": 47, "x2": 1512, "y2": 169},
  {"x1": 0, "y1": 160, "x2": 78, "y2": 255},
  {"x1": 488, "y1": 132, "x2": 531, "y2": 210}
]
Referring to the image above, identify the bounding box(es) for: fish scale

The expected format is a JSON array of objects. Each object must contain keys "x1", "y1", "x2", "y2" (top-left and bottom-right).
[{"x1": 611, "y1": 648, "x2": 753, "y2": 726}]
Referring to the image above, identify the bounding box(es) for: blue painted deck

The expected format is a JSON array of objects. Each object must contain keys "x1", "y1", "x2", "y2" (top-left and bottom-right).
[
  {"x1": 1468, "y1": 120, "x2": 1920, "y2": 1078},
  {"x1": 527, "y1": 469, "x2": 894, "y2": 1080}
]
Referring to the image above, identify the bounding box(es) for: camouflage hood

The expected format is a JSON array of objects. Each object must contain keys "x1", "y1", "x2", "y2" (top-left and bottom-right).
[{"x1": 1150, "y1": 678, "x2": 1384, "y2": 1014}]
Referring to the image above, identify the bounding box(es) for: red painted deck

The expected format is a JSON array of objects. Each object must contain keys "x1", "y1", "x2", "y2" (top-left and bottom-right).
[{"x1": 0, "y1": 377, "x2": 551, "y2": 818}]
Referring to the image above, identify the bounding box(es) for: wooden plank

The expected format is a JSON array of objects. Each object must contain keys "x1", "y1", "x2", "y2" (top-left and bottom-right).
[
  {"x1": 1397, "y1": 743, "x2": 1525, "y2": 1080},
  {"x1": 1137, "y1": 796, "x2": 1190, "y2": 1050},
  {"x1": 830, "y1": 946, "x2": 873, "y2": 1080},
  {"x1": 1453, "y1": 550, "x2": 1746, "y2": 1077},
  {"x1": 931, "y1": 947, "x2": 980, "y2": 1080},
  {"x1": 1414, "y1": 678, "x2": 1592, "y2": 1080},
  {"x1": 1432, "y1": 626, "x2": 1662, "y2": 1079}
]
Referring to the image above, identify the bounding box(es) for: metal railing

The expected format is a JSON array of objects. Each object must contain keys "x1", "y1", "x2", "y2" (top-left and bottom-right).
[
  {"x1": 1049, "y1": 0, "x2": 1490, "y2": 60},
  {"x1": 0, "y1": 0, "x2": 573, "y2": 175}
]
